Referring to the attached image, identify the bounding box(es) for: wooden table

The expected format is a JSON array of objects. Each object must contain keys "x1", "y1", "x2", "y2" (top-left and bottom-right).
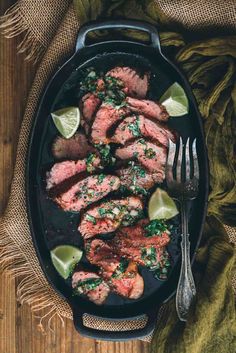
[{"x1": 0, "y1": 2, "x2": 150, "y2": 352}]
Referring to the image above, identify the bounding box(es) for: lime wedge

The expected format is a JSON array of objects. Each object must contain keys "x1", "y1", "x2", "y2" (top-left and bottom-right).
[
  {"x1": 51, "y1": 107, "x2": 80, "y2": 139},
  {"x1": 50, "y1": 245, "x2": 83, "y2": 279},
  {"x1": 159, "y1": 82, "x2": 189, "y2": 117},
  {"x1": 148, "y1": 187, "x2": 179, "y2": 220}
]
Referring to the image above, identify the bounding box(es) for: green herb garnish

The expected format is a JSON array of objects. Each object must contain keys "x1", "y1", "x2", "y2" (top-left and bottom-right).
[
  {"x1": 95, "y1": 143, "x2": 115, "y2": 166},
  {"x1": 154, "y1": 250, "x2": 171, "y2": 280},
  {"x1": 128, "y1": 117, "x2": 141, "y2": 137},
  {"x1": 85, "y1": 214, "x2": 97, "y2": 225},
  {"x1": 144, "y1": 148, "x2": 156, "y2": 159},
  {"x1": 98, "y1": 207, "x2": 107, "y2": 216},
  {"x1": 141, "y1": 247, "x2": 157, "y2": 268},
  {"x1": 128, "y1": 162, "x2": 146, "y2": 178},
  {"x1": 80, "y1": 68, "x2": 99, "y2": 94},
  {"x1": 112, "y1": 258, "x2": 129, "y2": 278},
  {"x1": 97, "y1": 173, "x2": 106, "y2": 184},
  {"x1": 130, "y1": 185, "x2": 148, "y2": 196},
  {"x1": 74, "y1": 278, "x2": 103, "y2": 294},
  {"x1": 144, "y1": 219, "x2": 169, "y2": 237},
  {"x1": 86, "y1": 153, "x2": 97, "y2": 172}
]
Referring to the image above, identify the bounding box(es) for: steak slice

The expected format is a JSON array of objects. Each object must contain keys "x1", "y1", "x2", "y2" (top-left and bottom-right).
[
  {"x1": 79, "y1": 196, "x2": 143, "y2": 239},
  {"x1": 85, "y1": 239, "x2": 120, "y2": 276},
  {"x1": 112, "y1": 115, "x2": 175, "y2": 147},
  {"x1": 126, "y1": 97, "x2": 169, "y2": 122},
  {"x1": 106, "y1": 67, "x2": 149, "y2": 98},
  {"x1": 112, "y1": 219, "x2": 170, "y2": 269},
  {"x1": 116, "y1": 164, "x2": 162, "y2": 193},
  {"x1": 80, "y1": 92, "x2": 101, "y2": 123},
  {"x1": 52, "y1": 132, "x2": 95, "y2": 160},
  {"x1": 115, "y1": 138, "x2": 167, "y2": 178},
  {"x1": 85, "y1": 239, "x2": 144, "y2": 299},
  {"x1": 54, "y1": 175, "x2": 120, "y2": 212},
  {"x1": 46, "y1": 154, "x2": 101, "y2": 190},
  {"x1": 72, "y1": 271, "x2": 110, "y2": 305},
  {"x1": 111, "y1": 261, "x2": 144, "y2": 299},
  {"x1": 91, "y1": 103, "x2": 129, "y2": 144}
]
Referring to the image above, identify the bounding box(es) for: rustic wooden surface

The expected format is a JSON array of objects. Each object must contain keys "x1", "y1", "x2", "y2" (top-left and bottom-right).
[{"x1": 0, "y1": 2, "x2": 150, "y2": 352}]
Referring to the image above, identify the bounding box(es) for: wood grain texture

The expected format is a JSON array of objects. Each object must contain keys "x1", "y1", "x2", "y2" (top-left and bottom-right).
[{"x1": 0, "y1": 2, "x2": 150, "y2": 352}]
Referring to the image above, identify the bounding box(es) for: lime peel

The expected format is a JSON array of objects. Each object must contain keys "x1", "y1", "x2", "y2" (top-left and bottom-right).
[
  {"x1": 148, "y1": 187, "x2": 179, "y2": 220},
  {"x1": 51, "y1": 106, "x2": 80, "y2": 139},
  {"x1": 50, "y1": 245, "x2": 83, "y2": 279},
  {"x1": 160, "y1": 82, "x2": 189, "y2": 117}
]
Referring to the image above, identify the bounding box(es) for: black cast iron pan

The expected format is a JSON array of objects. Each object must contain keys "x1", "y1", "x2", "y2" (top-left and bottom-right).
[{"x1": 26, "y1": 20, "x2": 209, "y2": 341}]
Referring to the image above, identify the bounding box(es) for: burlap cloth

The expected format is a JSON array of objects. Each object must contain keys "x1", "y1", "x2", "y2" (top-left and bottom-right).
[{"x1": 0, "y1": 1, "x2": 235, "y2": 342}]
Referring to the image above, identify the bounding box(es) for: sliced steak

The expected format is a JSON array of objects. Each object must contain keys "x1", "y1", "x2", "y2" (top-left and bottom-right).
[
  {"x1": 46, "y1": 154, "x2": 101, "y2": 190},
  {"x1": 115, "y1": 138, "x2": 167, "y2": 178},
  {"x1": 79, "y1": 196, "x2": 143, "y2": 239},
  {"x1": 85, "y1": 239, "x2": 144, "y2": 299},
  {"x1": 85, "y1": 239, "x2": 120, "y2": 276},
  {"x1": 72, "y1": 271, "x2": 110, "y2": 305},
  {"x1": 111, "y1": 115, "x2": 141, "y2": 144},
  {"x1": 113, "y1": 219, "x2": 170, "y2": 269},
  {"x1": 116, "y1": 164, "x2": 162, "y2": 193},
  {"x1": 112, "y1": 115, "x2": 175, "y2": 146},
  {"x1": 54, "y1": 174, "x2": 120, "y2": 212},
  {"x1": 91, "y1": 103, "x2": 129, "y2": 144},
  {"x1": 106, "y1": 67, "x2": 149, "y2": 98},
  {"x1": 111, "y1": 261, "x2": 144, "y2": 299},
  {"x1": 127, "y1": 97, "x2": 169, "y2": 122},
  {"x1": 52, "y1": 132, "x2": 95, "y2": 160},
  {"x1": 80, "y1": 93, "x2": 101, "y2": 123}
]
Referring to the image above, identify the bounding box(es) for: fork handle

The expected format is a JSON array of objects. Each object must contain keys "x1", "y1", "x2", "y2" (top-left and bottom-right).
[{"x1": 176, "y1": 232, "x2": 196, "y2": 321}]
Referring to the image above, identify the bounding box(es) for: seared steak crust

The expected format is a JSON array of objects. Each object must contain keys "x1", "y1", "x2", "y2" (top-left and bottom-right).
[
  {"x1": 106, "y1": 66, "x2": 149, "y2": 98},
  {"x1": 91, "y1": 103, "x2": 129, "y2": 144},
  {"x1": 52, "y1": 132, "x2": 95, "y2": 160},
  {"x1": 72, "y1": 271, "x2": 110, "y2": 305},
  {"x1": 80, "y1": 92, "x2": 101, "y2": 123},
  {"x1": 46, "y1": 155, "x2": 101, "y2": 190},
  {"x1": 126, "y1": 97, "x2": 169, "y2": 122},
  {"x1": 85, "y1": 239, "x2": 144, "y2": 299},
  {"x1": 112, "y1": 219, "x2": 170, "y2": 269},
  {"x1": 54, "y1": 175, "x2": 120, "y2": 212},
  {"x1": 79, "y1": 196, "x2": 143, "y2": 239},
  {"x1": 112, "y1": 115, "x2": 175, "y2": 146},
  {"x1": 116, "y1": 164, "x2": 163, "y2": 192},
  {"x1": 115, "y1": 138, "x2": 167, "y2": 180}
]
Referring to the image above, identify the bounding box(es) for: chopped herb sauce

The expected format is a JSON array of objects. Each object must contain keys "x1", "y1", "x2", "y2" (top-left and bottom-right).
[
  {"x1": 141, "y1": 247, "x2": 157, "y2": 268},
  {"x1": 144, "y1": 219, "x2": 169, "y2": 237},
  {"x1": 127, "y1": 117, "x2": 141, "y2": 137},
  {"x1": 154, "y1": 250, "x2": 171, "y2": 280},
  {"x1": 74, "y1": 277, "x2": 103, "y2": 294},
  {"x1": 86, "y1": 153, "x2": 97, "y2": 173},
  {"x1": 144, "y1": 148, "x2": 156, "y2": 159},
  {"x1": 98, "y1": 207, "x2": 107, "y2": 217},
  {"x1": 97, "y1": 173, "x2": 106, "y2": 184},
  {"x1": 95, "y1": 143, "x2": 115, "y2": 166},
  {"x1": 85, "y1": 214, "x2": 97, "y2": 225},
  {"x1": 111, "y1": 258, "x2": 129, "y2": 278}
]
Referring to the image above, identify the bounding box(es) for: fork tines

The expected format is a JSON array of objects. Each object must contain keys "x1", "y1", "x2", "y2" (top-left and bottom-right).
[{"x1": 166, "y1": 137, "x2": 199, "y2": 185}]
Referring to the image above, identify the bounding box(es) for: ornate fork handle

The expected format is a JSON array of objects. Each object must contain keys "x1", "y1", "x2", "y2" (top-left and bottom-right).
[{"x1": 176, "y1": 201, "x2": 196, "y2": 321}]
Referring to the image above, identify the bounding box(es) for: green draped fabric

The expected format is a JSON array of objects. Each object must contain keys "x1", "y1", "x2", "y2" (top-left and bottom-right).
[{"x1": 73, "y1": 1, "x2": 236, "y2": 351}]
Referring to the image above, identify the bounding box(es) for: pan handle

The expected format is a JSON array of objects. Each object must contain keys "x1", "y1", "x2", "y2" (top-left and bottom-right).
[
  {"x1": 72, "y1": 306, "x2": 160, "y2": 341},
  {"x1": 75, "y1": 19, "x2": 161, "y2": 52}
]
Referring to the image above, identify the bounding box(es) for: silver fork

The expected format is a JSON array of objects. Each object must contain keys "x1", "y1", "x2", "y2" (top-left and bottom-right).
[{"x1": 166, "y1": 137, "x2": 199, "y2": 321}]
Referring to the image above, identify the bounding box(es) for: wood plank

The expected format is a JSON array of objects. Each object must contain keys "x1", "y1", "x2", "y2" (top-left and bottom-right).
[
  {"x1": 0, "y1": 273, "x2": 16, "y2": 353},
  {"x1": 0, "y1": 2, "x2": 35, "y2": 353},
  {"x1": 0, "y1": 2, "x2": 150, "y2": 351},
  {"x1": 96, "y1": 340, "x2": 150, "y2": 353}
]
